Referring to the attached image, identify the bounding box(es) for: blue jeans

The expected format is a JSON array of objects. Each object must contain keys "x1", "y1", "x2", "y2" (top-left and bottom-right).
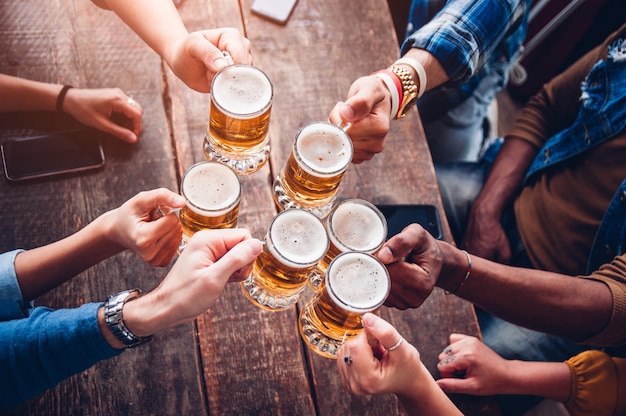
[
  {"x1": 436, "y1": 161, "x2": 592, "y2": 415},
  {"x1": 421, "y1": 63, "x2": 508, "y2": 163}
]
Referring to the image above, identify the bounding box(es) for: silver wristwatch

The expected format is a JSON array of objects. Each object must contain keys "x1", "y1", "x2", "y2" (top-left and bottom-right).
[{"x1": 103, "y1": 289, "x2": 153, "y2": 348}]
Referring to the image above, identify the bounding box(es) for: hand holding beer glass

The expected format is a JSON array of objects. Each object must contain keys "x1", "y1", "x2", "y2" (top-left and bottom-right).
[
  {"x1": 273, "y1": 121, "x2": 353, "y2": 218},
  {"x1": 242, "y1": 208, "x2": 329, "y2": 311},
  {"x1": 204, "y1": 64, "x2": 273, "y2": 175},
  {"x1": 299, "y1": 251, "x2": 390, "y2": 358},
  {"x1": 179, "y1": 161, "x2": 242, "y2": 250},
  {"x1": 309, "y1": 199, "x2": 388, "y2": 290}
]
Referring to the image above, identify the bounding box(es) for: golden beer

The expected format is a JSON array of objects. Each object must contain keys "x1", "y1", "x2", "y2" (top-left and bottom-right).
[
  {"x1": 299, "y1": 251, "x2": 390, "y2": 358},
  {"x1": 273, "y1": 122, "x2": 353, "y2": 218},
  {"x1": 309, "y1": 199, "x2": 387, "y2": 290},
  {"x1": 203, "y1": 64, "x2": 273, "y2": 175},
  {"x1": 179, "y1": 161, "x2": 241, "y2": 249},
  {"x1": 241, "y1": 209, "x2": 329, "y2": 311}
]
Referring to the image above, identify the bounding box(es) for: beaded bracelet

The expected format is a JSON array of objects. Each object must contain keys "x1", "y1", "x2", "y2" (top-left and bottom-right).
[
  {"x1": 445, "y1": 250, "x2": 472, "y2": 295},
  {"x1": 56, "y1": 85, "x2": 73, "y2": 113}
]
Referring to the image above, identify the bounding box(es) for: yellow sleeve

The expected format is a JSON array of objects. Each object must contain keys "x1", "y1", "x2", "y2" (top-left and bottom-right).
[{"x1": 564, "y1": 350, "x2": 626, "y2": 416}]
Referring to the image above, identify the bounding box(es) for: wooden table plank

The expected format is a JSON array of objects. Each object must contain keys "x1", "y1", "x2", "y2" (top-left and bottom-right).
[
  {"x1": 240, "y1": 0, "x2": 499, "y2": 414},
  {"x1": 0, "y1": 2, "x2": 206, "y2": 415},
  {"x1": 169, "y1": 2, "x2": 317, "y2": 414}
]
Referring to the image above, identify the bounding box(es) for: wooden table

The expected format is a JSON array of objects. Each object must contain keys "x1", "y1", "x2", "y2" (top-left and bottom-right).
[{"x1": 0, "y1": 1, "x2": 499, "y2": 415}]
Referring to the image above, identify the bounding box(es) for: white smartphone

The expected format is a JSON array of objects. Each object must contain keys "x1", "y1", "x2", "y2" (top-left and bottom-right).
[{"x1": 251, "y1": 0, "x2": 298, "y2": 25}]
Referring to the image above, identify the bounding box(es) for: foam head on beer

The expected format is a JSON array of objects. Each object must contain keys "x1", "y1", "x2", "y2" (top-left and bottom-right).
[
  {"x1": 182, "y1": 161, "x2": 241, "y2": 215},
  {"x1": 268, "y1": 208, "x2": 329, "y2": 268},
  {"x1": 329, "y1": 199, "x2": 387, "y2": 253},
  {"x1": 212, "y1": 65, "x2": 272, "y2": 117},
  {"x1": 326, "y1": 252, "x2": 390, "y2": 313},
  {"x1": 295, "y1": 122, "x2": 352, "y2": 176}
]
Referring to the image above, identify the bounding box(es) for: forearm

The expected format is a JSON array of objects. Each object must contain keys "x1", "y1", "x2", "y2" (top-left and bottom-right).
[
  {"x1": 0, "y1": 304, "x2": 121, "y2": 409},
  {"x1": 0, "y1": 74, "x2": 63, "y2": 112},
  {"x1": 91, "y1": 0, "x2": 188, "y2": 66},
  {"x1": 15, "y1": 211, "x2": 124, "y2": 301},
  {"x1": 436, "y1": 241, "x2": 613, "y2": 341},
  {"x1": 504, "y1": 360, "x2": 571, "y2": 401},
  {"x1": 471, "y1": 137, "x2": 538, "y2": 215},
  {"x1": 397, "y1": 362, "x2": 462, "y2": 416}
]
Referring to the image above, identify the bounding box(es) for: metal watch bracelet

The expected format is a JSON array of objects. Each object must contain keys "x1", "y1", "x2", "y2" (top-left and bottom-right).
[{"x1": 104, "y1": 289, "x2": 153, "y2": 348}]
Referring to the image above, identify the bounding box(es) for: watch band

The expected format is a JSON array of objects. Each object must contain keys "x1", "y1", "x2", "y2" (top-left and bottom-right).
[
  {"x1": 388, "y1": 65, "x2": 418, "y2": 119},
  {"x1": 104, "y1": 289, "x2": 153, "y2": 348}
]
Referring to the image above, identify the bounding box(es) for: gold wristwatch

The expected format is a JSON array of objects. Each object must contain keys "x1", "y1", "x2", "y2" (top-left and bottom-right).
[{"x1": 388, "y1": 65, "x2": 418, "y2": 119}]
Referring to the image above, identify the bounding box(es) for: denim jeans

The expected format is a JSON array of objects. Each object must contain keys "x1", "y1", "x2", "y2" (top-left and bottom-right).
[
  {"x1": 436, "y1": 161, "x2": 593, "y2": 415},
  {"x1": 420, "y1": 63, "x2": 508, "y2": 163}
]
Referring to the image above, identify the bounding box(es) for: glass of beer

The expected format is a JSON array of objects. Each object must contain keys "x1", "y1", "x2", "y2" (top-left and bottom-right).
[
  {"x1": 299, "y1": 251, "x2": 390, "y2": 358},
  {"x1": 241, "y1": 208, "x2": 329, "y2": 311},
  {"x1": 203, "y1": 64, "x2": 273, "y2": 175},
  {"x1": 179, "y1": 161, "x2": 241, "y2": 250},
  {"x1": 308, "y1": 199, "x2": 388, "y2": 290},
  {"x1": 273, "y1": 121, "x2": 353, "y2": 218}
]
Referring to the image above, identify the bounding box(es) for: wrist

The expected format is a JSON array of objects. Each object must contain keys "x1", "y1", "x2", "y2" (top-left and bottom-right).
[
  {"x1": 437, "y1": 242, "x2": 472, "y2": 294},
  {"x1": 102, "y1": 289, "x2": 154, "y2": 348}
]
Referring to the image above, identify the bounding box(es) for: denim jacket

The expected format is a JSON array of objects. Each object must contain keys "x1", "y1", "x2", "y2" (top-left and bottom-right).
[{"x1": 523, "y1": 38, "x2": 626, "y2": 274}]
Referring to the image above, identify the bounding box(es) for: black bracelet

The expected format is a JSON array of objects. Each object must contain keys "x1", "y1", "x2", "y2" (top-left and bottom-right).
[{"x1": 56, "y1": 85, "x2": 73, "y2": 112}]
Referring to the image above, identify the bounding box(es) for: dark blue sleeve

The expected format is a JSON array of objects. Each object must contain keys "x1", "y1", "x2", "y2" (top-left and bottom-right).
[{"x1": 0, "y1": 303, "x2": 123, "y2": 410}]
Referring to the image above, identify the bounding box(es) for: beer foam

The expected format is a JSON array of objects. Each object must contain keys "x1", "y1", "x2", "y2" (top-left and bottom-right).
[
  {"x1": 182, "y1": 162, "x2": 241, "y2": 215},
  {"x1": 329, "y1": 200, "x2": 387, "y2": 252},
  {"x1": 327, "y1": 252, "x2": 390, "y2": 312},
  {"x1": 211, "y1": 65, "x2": 272, "y2": 117},
  {"x1": 268, "y1": 209, "x2": 329, "y2": 268},
  {"x1": 295, "y1": 123, "x2": 353, "y2": 176}
]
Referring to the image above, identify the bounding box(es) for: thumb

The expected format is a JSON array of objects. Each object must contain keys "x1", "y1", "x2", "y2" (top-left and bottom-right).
[
  {"x1": 361, "y1": 313, "x2": 405, "y2": 353},
  {"x1": 187, "y1": 34, "x2": 229, "y2": 73},
  {"x1": 133, "y1": 188, "x2": 186, "y2": 216},
  {"x1": 208, "y1": 238, "x2": 263, "y2": 284},
  {"x1": 436, "y1": 377, "x2": 471, "y2": 395},
  {"x1": 449, "y1": 333, "x2": 472, "y2": 344}
]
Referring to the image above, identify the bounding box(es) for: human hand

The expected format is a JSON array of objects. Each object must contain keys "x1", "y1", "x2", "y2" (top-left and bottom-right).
[
  {"x1": 125, "y1": 229, "x2": 263, "y2": 335},
  {"x1": 167, "y1": 27, "x2": 252, "y2": 92},
  {"x1": 106, "y1": 188, "x2": 186, "y2": 267},
  {"x1": 436, "y1": 333, "x2": 511, "y2": 396},
  {"x1": 337, "y1": 313, "x2": 423, "y2": 396},
  {"x1": 328, "y1": 75, "x2": 392, "y2": 163},
  {"x1": 461, "y1": 206, "x2": 511, "y2": 263},
  {"x1": 63, "y1": 87, "x2": 142, "y2": 143},
  {"x1": 375, "y1": 224, "x2": 443, "y2": 309}
]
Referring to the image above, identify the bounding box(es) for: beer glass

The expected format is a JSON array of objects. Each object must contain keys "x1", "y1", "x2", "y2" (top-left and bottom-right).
[
  {"x1": 179, "y1": 161, "x2": 241, "y2": 250},
  {"x1": 299, "y1": 251, "x2": 390, "y2": 358},
  {"x1": 309, "y1": 199, "x2": 388, "y2": 290},
  {"x1": 273, "y1": 121, "x2": 353, "y2": 218},
  {"x1": 241, "y1": 208, "x2": 329, "y2": 311},
  {"x1": 203, "y1": 64, "x2": 273, "y2": 175}
]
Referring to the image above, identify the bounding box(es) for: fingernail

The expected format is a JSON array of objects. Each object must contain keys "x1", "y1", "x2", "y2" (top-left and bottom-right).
[
  {"x1": 173, "y1": 195, "x2": 186, "y2": 206},
  {"x1": 214, "y1": 57, "x2": 228, "y2": 69},
  {"x1": 362, "y1": 313, "x2": 377, "y2": 328}
]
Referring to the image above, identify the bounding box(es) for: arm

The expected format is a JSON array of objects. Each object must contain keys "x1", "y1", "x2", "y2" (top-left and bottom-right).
[
  {"x1": 436, "y1": 334, "x2": 571, "y2": 401},
  {"x1": 0, "y1": 229, "x2": 262, "y2": 409},
  {"x1": 15, "y1": 188, "x2": 186, "y2": 301},
  {"x1": 377, "y1": 224, "x2": 614, "y2": 343},
  {"x1": 328, "y1": 0, "x2": 527, "y2": 163},
  {"x1": 92, "y1": 0, "x2": 251, "y2": 92},
  {"x1": 337, "y1": 313, "x2": 462, "y2": 416},
  {"x1": 0, "y1": 74, "x2": 142, "y2": 142}
]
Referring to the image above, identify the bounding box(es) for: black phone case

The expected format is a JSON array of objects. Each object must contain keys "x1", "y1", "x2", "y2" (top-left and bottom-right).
[
  {"x1": 1, "y1": 130, "x2": 105, "y2": 182},
  {"x1": 376, "y1": 204, "x2": 443, "y2": 240}
]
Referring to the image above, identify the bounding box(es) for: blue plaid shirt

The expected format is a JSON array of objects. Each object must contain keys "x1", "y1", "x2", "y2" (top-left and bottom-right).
[{"x1": 402, "y1": 0, "x2": 530, "y2": 122}]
